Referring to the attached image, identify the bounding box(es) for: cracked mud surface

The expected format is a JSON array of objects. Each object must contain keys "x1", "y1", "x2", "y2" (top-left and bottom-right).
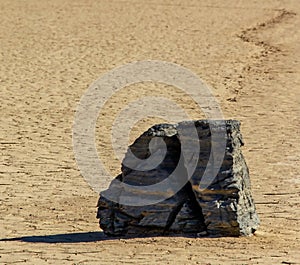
[{"x1": 1, "y1": 0, "x2": 300, "y2": 264}]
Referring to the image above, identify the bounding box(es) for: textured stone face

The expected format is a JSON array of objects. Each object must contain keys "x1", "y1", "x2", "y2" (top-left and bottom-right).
[{"x1": 97, "y1": 120, "x2": 259, "y2": 236}]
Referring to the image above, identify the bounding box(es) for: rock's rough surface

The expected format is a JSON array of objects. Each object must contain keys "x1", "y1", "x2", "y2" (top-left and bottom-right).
[{"x1": 97, "y1": 120, "x2": 259, "y2": 236}]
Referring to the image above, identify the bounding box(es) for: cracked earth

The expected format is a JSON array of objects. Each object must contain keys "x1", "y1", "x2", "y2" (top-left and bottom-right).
[{"x1": 1, "y1": 0, "x2": 300, "y2": 264}]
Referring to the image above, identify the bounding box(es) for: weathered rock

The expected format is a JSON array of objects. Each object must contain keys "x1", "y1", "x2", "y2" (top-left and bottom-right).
[{"x1": 97, "y1": 120, "x2": 259, "y2": 236}]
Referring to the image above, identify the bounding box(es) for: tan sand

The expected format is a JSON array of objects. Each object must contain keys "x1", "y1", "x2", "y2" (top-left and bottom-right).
[{"x1": 0, "y1": 0, "x2": 299, "y2": 264}]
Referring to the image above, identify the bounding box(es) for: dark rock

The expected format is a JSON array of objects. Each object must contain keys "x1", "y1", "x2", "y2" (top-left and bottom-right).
[{"x1": 97, "y1": 120, "x2": 259, "y2": 236}]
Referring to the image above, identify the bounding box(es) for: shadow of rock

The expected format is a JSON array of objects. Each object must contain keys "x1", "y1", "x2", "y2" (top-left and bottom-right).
[{"x1": 0, "y1": 231, "x2": 109, "y2": 243}]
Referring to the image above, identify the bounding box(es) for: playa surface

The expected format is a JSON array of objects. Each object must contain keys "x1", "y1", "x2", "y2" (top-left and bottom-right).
[{"x1": 1, "y1": 0, "x2": 299, "y2": 264}]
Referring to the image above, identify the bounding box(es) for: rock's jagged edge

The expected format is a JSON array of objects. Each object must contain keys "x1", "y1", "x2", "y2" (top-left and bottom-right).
[{"x1": 97, "y1": 120, "x2": 259, "y2": 237}]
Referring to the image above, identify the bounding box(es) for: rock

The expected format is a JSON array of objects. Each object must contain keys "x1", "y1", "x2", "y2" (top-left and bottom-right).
[{"x1": 96, "y1": 120, "x2": 259, "y2": 236}]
